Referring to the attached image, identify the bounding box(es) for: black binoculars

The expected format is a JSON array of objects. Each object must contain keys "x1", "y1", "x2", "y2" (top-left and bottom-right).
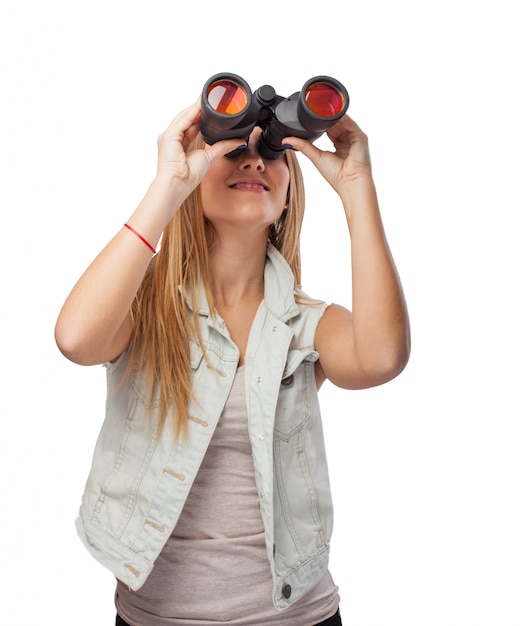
[{"x1": 200, "y1": 73, "x2": 349, "y2": 160}]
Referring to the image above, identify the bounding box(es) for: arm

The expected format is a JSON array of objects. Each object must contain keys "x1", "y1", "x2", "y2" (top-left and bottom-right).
[
  {"x1": 54, "y1": 101, "x2": 246, "y2": 366},
  {"x1": 284, "y1": 117, "x2": 411, "y2": 390}
]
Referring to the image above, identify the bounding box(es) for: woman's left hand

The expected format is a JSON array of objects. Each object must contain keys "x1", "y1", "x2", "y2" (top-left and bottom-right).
[{"x1": 283, "y1": 115, "x2": 372, "y2": 194}]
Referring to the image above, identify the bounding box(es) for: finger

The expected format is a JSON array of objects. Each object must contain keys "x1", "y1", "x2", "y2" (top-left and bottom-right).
[
  {"x1": 204, "y1": 138, "x2": 248, "y2": 162},
  {"x1": 184, "y1": 137, "x2": 249, "y2": 186},
  {"x1": 282, "y1": 136, "x2": 325, "y2": 167},
  {"x1": 327, "y1": 116, "x2": 368, "y2": 147},
  {"x1": 162, "y1": 100, "x2": 202, "y2": 140},
  {"x1": 331, "y1": 114, "x2": 364, "y2": 134},
  {"x1": 180, "y1": 120, "x2": 202, "y2": 150}
]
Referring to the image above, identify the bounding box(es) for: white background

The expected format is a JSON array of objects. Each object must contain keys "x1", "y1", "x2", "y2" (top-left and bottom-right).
[{"x1": 1, "y1": 1, "x2": 524, "y2": 624}]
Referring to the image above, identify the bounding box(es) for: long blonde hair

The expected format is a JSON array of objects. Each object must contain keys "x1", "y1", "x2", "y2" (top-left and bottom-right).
[{"x1": 130, "y1": 136, "x2": 306, "y2": 437}]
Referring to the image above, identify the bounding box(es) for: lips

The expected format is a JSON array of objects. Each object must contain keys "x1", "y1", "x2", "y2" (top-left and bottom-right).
[{"x1": 229, "y1": 179, "x2": 269, "y2": 191}]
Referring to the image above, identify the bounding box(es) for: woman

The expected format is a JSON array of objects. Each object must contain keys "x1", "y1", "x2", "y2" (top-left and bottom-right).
[{"x1": 55, "y1": 94, "x2": 410, "y2": 625}]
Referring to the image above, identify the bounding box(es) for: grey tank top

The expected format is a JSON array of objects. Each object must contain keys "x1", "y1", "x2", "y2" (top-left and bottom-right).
[{"x1": 116, "y1": 366, "x2": 339, "y2": 625}]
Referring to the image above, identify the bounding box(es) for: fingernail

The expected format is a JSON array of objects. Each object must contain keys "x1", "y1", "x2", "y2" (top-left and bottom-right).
[
  {"x1": 282, "y1": 143, "x2": 293, "y2": 149},
  {"x1": 224, "y1": 145, "x2": 247, "y2": 159}
]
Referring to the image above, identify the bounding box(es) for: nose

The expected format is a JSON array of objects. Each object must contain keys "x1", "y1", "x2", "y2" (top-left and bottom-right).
[{"x1": 239, "y1": 139, "x2": 265, "y2": 171}]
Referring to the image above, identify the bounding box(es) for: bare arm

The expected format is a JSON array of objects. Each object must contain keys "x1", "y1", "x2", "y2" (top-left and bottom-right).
[
  {"x1": 55, "y1": 101, "x2": 246, "y2": 365},
  {"x1": 54, "y1": 176, "x2": 178, "y2": 365},
  {"x1": 285, "y1": 117, "x2": 411, "y2": 390}
]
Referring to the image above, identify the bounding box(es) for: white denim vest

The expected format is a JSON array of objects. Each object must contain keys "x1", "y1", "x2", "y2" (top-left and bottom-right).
[{"x1": 76, "y1": 245, "x2": 333, "y2": 611}]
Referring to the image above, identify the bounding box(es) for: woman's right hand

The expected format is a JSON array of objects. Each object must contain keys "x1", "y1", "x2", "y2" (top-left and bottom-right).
[{"x1": 156, "y1": 100, "x2": 245, "y2": 198}]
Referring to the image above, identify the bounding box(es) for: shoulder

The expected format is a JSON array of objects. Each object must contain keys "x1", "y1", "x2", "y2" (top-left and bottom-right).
[
  {"x1": 316, "y1": 302, "x2": 353, "y2": 332},
  {"x1": 290, "y1": 289, "x2": 328, "y2": 332}
]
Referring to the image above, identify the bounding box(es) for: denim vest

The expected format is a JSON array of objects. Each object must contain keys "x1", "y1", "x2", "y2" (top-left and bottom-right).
[{"x1": 76, "y1": 245, "x2": 333, "y2": 611}]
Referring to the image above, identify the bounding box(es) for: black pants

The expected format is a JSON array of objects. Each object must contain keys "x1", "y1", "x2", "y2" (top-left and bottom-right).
[{"x1": 116, "y1": 608, "x2": 342, "y2": 625}]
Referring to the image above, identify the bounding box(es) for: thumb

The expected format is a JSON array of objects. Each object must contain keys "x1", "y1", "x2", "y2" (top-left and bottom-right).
[
  {"x1": 205, "y1": 138, "x2": 248, "y2": 162},
  {"x1": 283, "y1": 136, "x2": 323, "y2": 167}
]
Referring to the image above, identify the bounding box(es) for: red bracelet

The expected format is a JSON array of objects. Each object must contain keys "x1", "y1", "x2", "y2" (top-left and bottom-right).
[{"x1": 123, "y1": 223, "x2": 157, "y2": 254}]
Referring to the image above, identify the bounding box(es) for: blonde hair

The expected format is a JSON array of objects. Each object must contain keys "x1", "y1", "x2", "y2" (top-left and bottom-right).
[{"x1": 130, "y1": 136, "x2": 306, "y2": 437}]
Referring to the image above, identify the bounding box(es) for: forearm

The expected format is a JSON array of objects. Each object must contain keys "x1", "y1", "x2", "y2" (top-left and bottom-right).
[
  {"x1": 342, "y1": 175, "x2": 411, "y2": 377},
  {"x1": 55, "y1": 174, "x2": 187, "y2": 365}
]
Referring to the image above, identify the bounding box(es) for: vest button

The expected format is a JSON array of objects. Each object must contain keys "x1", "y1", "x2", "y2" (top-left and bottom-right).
[
  {"x1": 281, "y1": 375, "x2": 294, "y2": 386},
  {"x1": 282, "y1": 583, "x2": 292, "y2": 599}
]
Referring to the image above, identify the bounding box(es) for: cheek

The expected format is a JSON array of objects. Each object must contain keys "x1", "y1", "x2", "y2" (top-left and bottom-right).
[
  {"x1": 277, "y1": 168, "x2": 291, "y2": 204},
  {"x1": 200, "y1": 166, "x2": 223, "y2": 209}
]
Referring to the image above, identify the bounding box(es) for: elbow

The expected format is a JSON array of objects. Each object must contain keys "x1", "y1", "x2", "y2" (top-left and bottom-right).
[
  {"x1": 358, "y1": 340, "x2": 411, "y2": 388},
  {"x1": 54, "y1": 313, "x2": 132, "y2": 366},
  {"x1": 55, "y1": 327, "x2": 85, "y2": 365},
  {"x1": 378, "y1": 349, "x2": 410, "y2": 384},
  {"x1": 374, "y1": 321, "x2": 412, "y2": 384},
  {"x1": 376, "y1": 342, "x2": 411, "y2": 385},
  {"x1": 54, "y1": 320, "x2": 98, "y2": 366}
]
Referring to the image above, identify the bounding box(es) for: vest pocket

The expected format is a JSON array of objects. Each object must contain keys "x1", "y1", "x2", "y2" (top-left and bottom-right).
[
  {"x1": 273, "y1": 423, "x2": 330, "y2": 566},
  {"x1": 275, "y1": 362, "x2": 321, "y2": 440}
]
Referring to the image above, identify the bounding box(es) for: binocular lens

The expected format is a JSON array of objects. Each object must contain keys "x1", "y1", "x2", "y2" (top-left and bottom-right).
[
  {"x1": 206, "y1": 79, "x2": 249, "y2": 115},
  {"x1": 304, "y1": 82, "x2": 346, "y2": 118}
]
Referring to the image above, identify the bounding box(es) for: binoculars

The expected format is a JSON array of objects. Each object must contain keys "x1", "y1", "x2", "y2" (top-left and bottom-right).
[{"x1": 200, "y1": 73, "x2": 349, "y2": 160}]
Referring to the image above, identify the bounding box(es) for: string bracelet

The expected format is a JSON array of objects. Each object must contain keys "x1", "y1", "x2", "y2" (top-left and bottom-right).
[{"x1": 123, "y1": 223, "x2": 157, "y2": 255}]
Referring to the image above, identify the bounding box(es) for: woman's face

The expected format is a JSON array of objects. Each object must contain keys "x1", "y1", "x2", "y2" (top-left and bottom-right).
[{"x1": 200, "y1": 127, "x2": 290, "y2": 233}]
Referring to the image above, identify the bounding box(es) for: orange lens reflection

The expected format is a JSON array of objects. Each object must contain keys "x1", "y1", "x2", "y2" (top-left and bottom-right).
[
  {"x1": 207, "y1": 80, "x2": 249, "y2": 115},
  {"x1": 305, "y1": 83, "x2": 345, "y2": 117}
]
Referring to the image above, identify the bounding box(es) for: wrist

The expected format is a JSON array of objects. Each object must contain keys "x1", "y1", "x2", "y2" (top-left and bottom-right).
[
  {"x1": 148, "y1": 172, "x2": 194, "y2": 216},
  {"x1": 338, "y1": 169, "x2": 376, "y2": 199}
]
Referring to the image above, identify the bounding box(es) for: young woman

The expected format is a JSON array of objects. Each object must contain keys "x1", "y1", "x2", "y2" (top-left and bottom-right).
[{"x1": 55, "y1": 93, "x2": 410, "y2": 625}]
